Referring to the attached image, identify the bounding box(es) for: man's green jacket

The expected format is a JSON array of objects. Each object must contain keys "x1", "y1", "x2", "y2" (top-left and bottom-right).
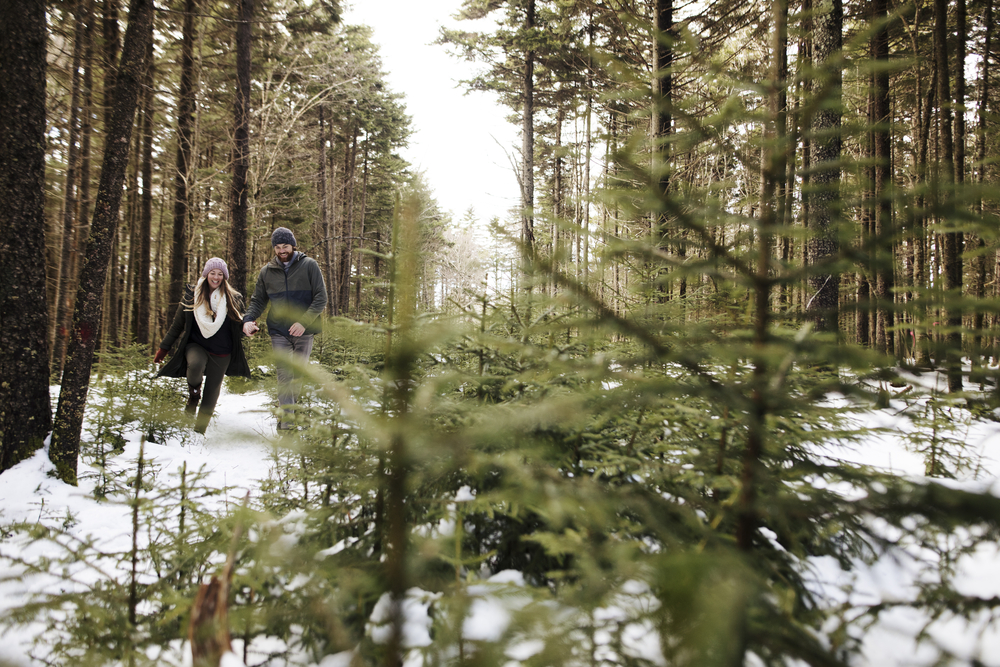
[{"x1": 243, "y1": 251, "x2": 327, "y2": 337}]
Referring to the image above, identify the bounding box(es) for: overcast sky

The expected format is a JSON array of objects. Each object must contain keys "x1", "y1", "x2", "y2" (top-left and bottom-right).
[{"x1": 342, "y1": 0, "x2": 521, "y2": 227}]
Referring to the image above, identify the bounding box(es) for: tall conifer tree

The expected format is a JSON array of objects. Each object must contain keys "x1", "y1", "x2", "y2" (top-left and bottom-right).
[
  {"x1": 0, "y1": 0, "x2": 52, "y2": 472},
  {"x1": 50, "y1": 0, "x2": 155, "y2": 484}
]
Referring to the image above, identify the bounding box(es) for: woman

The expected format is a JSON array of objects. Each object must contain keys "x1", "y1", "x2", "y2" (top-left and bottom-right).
[{"x1": 154, "y1": 258, "x2": 251, "y2": 434}]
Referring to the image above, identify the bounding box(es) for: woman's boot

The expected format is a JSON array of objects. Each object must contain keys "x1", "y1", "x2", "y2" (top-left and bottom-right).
[{"x1": 186, "y1": 384, "x2": 201, "y2": 415}]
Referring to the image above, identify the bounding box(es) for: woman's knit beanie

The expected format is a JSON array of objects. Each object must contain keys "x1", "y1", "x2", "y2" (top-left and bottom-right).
[
  {"x1": 271, "y1": 227, "x2": 296, "y2": 247},
  {"x1": 202, "y1": 257, "x2": 229, "y2": 280}
]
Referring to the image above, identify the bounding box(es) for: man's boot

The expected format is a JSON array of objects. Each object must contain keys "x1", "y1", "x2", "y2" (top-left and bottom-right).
[{"x1": 186, "y1": 385, "x2": 201, "y2": 415}]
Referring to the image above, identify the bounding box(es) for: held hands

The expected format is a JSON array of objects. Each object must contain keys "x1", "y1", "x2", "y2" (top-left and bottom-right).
[
  {"x1": 241, "y1": 321, "x2": 303, "y2": 336},
  {"x1": 153, "y1": 348, "x2": 168, "y2": 364}
]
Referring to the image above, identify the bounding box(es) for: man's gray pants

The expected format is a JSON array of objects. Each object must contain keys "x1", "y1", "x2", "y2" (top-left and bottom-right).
[{"x1": 271, "y1": 333, "x2": 314, "y2": 429}]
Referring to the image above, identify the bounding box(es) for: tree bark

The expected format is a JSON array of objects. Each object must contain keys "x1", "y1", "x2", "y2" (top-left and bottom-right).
[
  {"x1": 50, "y1": 0, "x2": 155, "y2": 485},
  {"x1": 520, "y1": 0, "x2": 536, "y2": 261},
  {"x1": 318, "y1": 105, "x2": 330, "y2": 306},
  {"x1": 974, "y1": 0, "x2": 992, "y2": 366},
  {"x1": 169, "y1": 0, "x2": 197, "y2": 315},
  {"x1": 340, "y1": 129, "x2": 358, "y2": 313},
  {"x1": 135, "y1": 35, "x2": 155, "y2": 347},
  {"x1": 355, "y1": 141, "x2": 369, "y2": 319},
  {"x1": 857, "y1": 98, "x2": 871, "y2": 348},
  {"x1": 52, "y1": 1, "x2": 88, "y2": 375},
  {"x1": 805, "y1": 0, "x2": 842, "y2": 333},
  {"x1": 79, "y1": 0, "x2": 101, "y2": 351},
  {"x1": 229, "y1": 0, "x2": 252, "y2": 295},
  {"x1": 955, "y1": 0, "x2": 966, "y2": 189},
  {"x1": 125, "y1": 125, "x2": 141, "y2": 338},
  {"x1": 934, "y1": 0, "x2": 961, "y2": 390},
  {"x1": 0, "y1": 0, "x2": 52, "y2": 472},
  {"x1": 102, "y1": 0, "x2": 120, "y2": 113},
  {"x1": 872, "y1": 0, "x2": 893, "y2": 354},
  {"x1": 79, "y1": 0, "x2": 96, "y2": 282},
  {"x1": 737, "y1": 0, "x2": 786, "y2": 555},
  {"x1": 653, "y1": 0, "x2": 673, "y2": 303}
]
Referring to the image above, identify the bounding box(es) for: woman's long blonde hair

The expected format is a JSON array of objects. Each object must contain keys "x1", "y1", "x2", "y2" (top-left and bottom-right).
[{"x1": 188, "y1": 275, "x2": 244, "y2": 321}]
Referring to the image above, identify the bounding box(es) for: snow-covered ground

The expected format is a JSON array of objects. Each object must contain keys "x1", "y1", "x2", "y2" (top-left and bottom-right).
[{"x1": 1, "y1": 379, "x2": 999, "y2": 666}]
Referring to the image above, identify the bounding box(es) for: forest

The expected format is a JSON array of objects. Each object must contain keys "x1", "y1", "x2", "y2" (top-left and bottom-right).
[{"x1": 1, "y1": 0, "x2": 1000, "y2": 664}]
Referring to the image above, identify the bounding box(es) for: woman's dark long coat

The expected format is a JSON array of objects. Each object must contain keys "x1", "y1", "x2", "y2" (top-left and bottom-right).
[{"x1": 156, "y1": 286, "x2": 252, "y2": 379}]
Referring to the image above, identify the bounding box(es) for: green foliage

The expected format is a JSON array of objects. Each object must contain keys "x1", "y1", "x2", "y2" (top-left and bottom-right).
[
  {"x1": 0, "y1": 447, "x2": 236, "y2": 666},
  {"x1": 88, "y1": 346, "x2": 192, "y2": 452},
  {"x1": 15, "y1": 1, "x2": 1000, "y2": 665},
  {"x1": 8, "y1": 215, "x2": 1000, "y2": 667}
]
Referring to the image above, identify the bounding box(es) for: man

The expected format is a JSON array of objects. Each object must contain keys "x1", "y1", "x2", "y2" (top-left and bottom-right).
[{"x1": 243, "y1": 227, "x2": 328, "y2": 430}]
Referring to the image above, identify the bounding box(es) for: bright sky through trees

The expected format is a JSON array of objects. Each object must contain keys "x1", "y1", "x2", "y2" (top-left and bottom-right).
[{"x1": 343, "y1": 0, "x2": 521, "y2": 226}]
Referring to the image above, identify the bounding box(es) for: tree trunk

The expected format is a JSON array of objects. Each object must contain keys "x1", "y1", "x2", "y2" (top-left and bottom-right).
[
  {"x1": 974, "y1": 0, "x2": 992, "y2": 366},
  {"x1": 355, "y1": 141, "x2": 369, "y2": 319},
  {"x1": 934, "y1": 0, "x2": 961, "y2": 390},
  {"x1": 654, "y1": 0, "x2": 676, "y2": 304},
  {"x1": 339, "y1": 128, "x2": 358, "y2": 313},
  {"x1": 79, "y1": 0, "x2": 96, "y2": 277},
  {"x1": 102, "y1": 0, "x2": 120, "y2": 112},
  {"x1": 79, "y1": 0, "x2": 99, "y2": 350},
  {"x1": 0, "y1": 0, "x2": 52, "y2": 472},
  {"x1": 872, "y1": 0, "x2": 893, "y2": 354},
  {"x1": 125, "y1": 126, "x2": 141, "y2": 339},
  {"x1": 104, "y1": 0, "x2": 123, "y2": 342},
  {"x1": 330, "y1": 135, "x2": 345, "y2": 316},
  {"x1": 169, "y1": 0, "x2": 197, "y2": 314},
  {"x1": 553, "y1": 100, "x2": 564, "y2": 294},
  {"x1": 52, "y1": 1, "x2": 88, "y2": 375},
  {"x1": 323, "y1": 120, "x2": 343, "y2": 315},
  {"x1": 318, "y1": 105, "x2": 330, "y2": 307},
  {"x1": 737, "y1": 0, "x2": 786, "y2": 556},
  {"x1": 955, "y1": 0, "x2": 966, "y2": 189},
  {"x1": 582, "y1": 20, "x2": 594, "y2": 288},
  {"x1": 229, "y1": 0, "x2": 252, "y2": 296},
  {"x1": 857, "y1": 96, "x2": 871, "y2": 348},
  {"x1": 50, "y1": 0, "x2": 155, "y2": 485},
  {"x1": 798, "y1": 0, "x2": 813, "y2": 312},
  {"x1": 805, "y1": 0, "x2": 842, "y2": 333},
  {"x1": 520, "y1": 0, "x2": 536, "y2": 261},
  {"x1": 135, "y1": 36, "x2": 155, "y2": 348}
]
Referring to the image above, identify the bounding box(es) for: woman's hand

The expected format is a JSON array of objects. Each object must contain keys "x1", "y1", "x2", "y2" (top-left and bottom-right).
[
  {"x1": 153, "y1": 348, "x2": 168, "y2": 364},
  {"x1": 243, "y1": 321, "x2": 259, "y2": 336}
]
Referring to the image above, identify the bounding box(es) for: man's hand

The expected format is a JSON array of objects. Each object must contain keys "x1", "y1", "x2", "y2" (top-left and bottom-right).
[
  {"x1": 153, "y1": 348, "x2": 168, "y2": 364},
  {"x1": 289, "y1": 322, "x2": 305, "y2": 337},
  {"x1": 243, "y1": 321, "x2": 259, "y2": 336}
]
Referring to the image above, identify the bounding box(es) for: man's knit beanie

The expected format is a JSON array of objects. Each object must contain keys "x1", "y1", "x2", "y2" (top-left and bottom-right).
[
  {"x1": 271, "y1": 227, "x2": 296, "y2": 247},
  {"x1": 202, "y1": 257, "x2": 229, "y2": 280}
]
